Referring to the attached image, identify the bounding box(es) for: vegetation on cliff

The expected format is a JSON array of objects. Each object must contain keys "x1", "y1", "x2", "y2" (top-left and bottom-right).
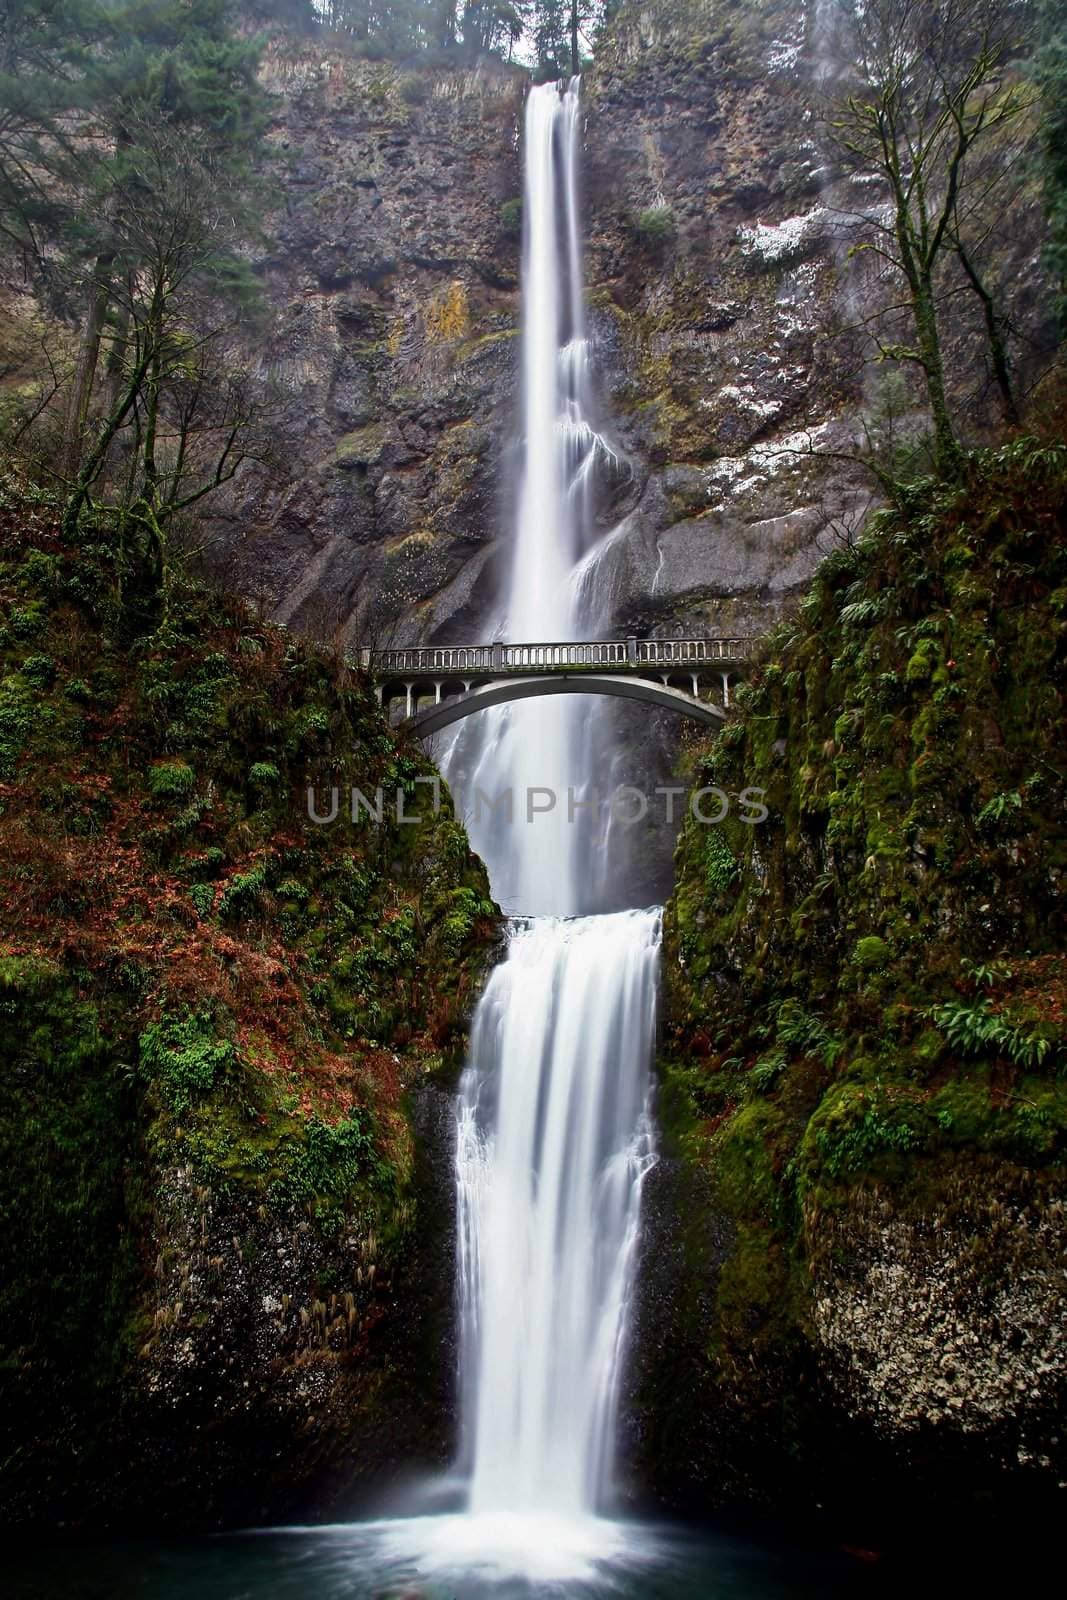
[
  {"x1": 652, "y1": 437, "x2": 1066, "y2": 1518},
  {"x1": 0, "y1": 476, "x2": 497, "y2": 1523}
]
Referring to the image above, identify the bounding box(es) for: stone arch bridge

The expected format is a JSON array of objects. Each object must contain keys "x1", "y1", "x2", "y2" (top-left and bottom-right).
[{"x1": 357, "y1": 637, "x2": 756, "y2": 738}]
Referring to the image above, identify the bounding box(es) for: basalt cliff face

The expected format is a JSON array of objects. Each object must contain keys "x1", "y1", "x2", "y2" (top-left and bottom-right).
[
  {"x1": 224, "y1": 3, "x2": 1053, "y2": 653},
  {"x1": 218, "y1": 37, "x2": 526, "y2": 647}
]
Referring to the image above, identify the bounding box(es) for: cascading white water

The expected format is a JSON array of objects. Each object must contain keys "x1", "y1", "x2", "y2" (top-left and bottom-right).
[
  {"x1": 456, "y1": 910, "x2": 659, "y2": 1516},
  {"x1": 439, "y1": 79, "x2": 662, "y2": 1572},
  {"x1": 364, "y1": 80, "x2": 664, "y2": 1587}
]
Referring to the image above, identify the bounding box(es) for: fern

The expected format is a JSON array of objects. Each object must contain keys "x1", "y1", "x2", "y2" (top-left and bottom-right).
[
  {"x1": 960, "y1": 956, "x2": 1013, "y2": 989},
  {"x1": 976, "y1": 790, "x2": 1023, "y2": 827},
  {"x1": 839, "y1": 597, "x2": 885, "y2": 627},
  {"x1": 930, "y1": 999, "x2": 1057, "y2": 1071}
]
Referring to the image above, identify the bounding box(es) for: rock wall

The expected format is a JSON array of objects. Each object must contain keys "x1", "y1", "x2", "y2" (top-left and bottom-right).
[
  {"x1": 809, "y1": 1171, "x2": 1067, "y2": 1449},
  {"x1": 582, "y1": 0, "x2": 1054, "y2": 636},
  {"x1": 226, "y1": 5, "x2": 1053, "y2": 655},
  {"x1": 217, "y1": 37, "x2": 527, "y2": 647},
  {"x1": 633, "y1": 438, "x2": 1067, "y2": 1543},
  {"x1": 0, "y1": 492, "x2": 500, "y2": 1529}
]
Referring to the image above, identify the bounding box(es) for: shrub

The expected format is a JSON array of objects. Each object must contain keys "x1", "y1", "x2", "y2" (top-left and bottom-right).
[
  {"x1": 147, "y1": 760, "x2": 195, "y2": 801},
  {"x1": 272, "y1": 1114, "x2": 380, "y2": 1212},
  {"x1": 0, "y1": 676, "x2": 33, "y2": 777},
  {"x1": 500, "y1": 197, "x2": 522, "y2": 235},
  {"x1": 704, "y1": 830, "x2": 738, "y2": 894},
  {"x1": 634, "y1": 205, "x2": 675, "y2": 240},
  {"x1": 218, "y1": 861, "x2": 268, "y2": 920},
  {"x1": 20, "y1": 653, "x2": 56, "y2": 689},
  {"x1": 399, "y1": 73, "x2": 429, "y2": 104},
  {"x1": 139, "y1": 1014, "x2": 236, "y2": 1115},
  {"x1": 189, "y1": 882, "x2": 214, "y2": 920}
]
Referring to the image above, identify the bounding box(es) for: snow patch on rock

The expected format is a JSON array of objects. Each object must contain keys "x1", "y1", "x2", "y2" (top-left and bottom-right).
[{"x1": 738, "y1": 208, "x2": 828, "y2": 263}]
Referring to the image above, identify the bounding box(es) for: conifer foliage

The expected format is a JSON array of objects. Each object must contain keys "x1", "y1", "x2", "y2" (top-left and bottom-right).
[{"x1": 0, "y1": 1, "x2": 269, "y2": 583}]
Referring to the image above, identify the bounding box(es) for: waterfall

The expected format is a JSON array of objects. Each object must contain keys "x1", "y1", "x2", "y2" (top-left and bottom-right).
[
  {"x1": 368, "y1": 79, "x2": 664, "y2": 1586},
  {"x1": 456, "y1": 910, "x2": 660, "y2": 1516},
  {"x1": 438, "y1": 77, "x2": 662, "y2": 1571},
  {"x1": 440, "y1": 77, "x2": 619, "y2": 917}
]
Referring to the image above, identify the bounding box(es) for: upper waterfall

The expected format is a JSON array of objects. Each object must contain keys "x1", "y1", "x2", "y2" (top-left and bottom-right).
[
  {"x1": 440, "y1": 77, "x2": 620, "y2": 916},
  {"x1": 508, "y1": 78, "x2": 610, "y2": 637}
]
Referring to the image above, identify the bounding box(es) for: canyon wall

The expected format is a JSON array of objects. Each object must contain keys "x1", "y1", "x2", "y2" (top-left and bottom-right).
[
  {"x1": 217, "y1": 38, "x2": 526, "y2": 646},
  {"x1": 225, "y1": 2, "x2": 1053, "y2": 653},
  {"x1": 632, "y1": 438, "x2": 1067, "y2": 1543}
]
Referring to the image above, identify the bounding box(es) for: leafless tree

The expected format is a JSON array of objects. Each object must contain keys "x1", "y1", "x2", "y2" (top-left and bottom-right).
[
  {"x1": 823, "y1": 0, "x2": 1036, "y2": 472},
  {"x1": 60, "y1": 116, "x2": 271, "y2": 588}
]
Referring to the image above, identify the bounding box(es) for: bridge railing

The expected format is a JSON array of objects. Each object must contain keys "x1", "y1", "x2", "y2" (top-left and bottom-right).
[
  {"x1": 637, "y1": 638, "x2": 754, "y2": 665},
  {"x1": 360, "y1": 637, "x2": 757, "y2": 677},
  {"x1": 367, "y1": 645, "x2": 497, "y2": 674},
  {"x1": 503, "y1": 640, "x2": 630, "y2": 668}
]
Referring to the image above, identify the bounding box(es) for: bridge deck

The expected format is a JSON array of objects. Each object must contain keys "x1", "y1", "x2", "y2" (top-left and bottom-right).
[{"x1": 358, "y1": 637, "x2": 755, "y2": 678}]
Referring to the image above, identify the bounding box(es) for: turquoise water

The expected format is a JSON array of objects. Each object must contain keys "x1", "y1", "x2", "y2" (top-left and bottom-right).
[{"x1": 8, "y1": 1518, "x2": 884, "y2": 1599}]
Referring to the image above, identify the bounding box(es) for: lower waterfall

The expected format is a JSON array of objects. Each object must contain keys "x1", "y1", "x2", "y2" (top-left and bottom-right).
[{"x1": 456, "y1": 910, "x2": 661, "y2": 1517}]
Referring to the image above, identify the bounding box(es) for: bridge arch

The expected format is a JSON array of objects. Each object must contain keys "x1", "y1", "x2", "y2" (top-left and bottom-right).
[{"x1": 403, "y1": 673, "x2": 728, "y2": 738}]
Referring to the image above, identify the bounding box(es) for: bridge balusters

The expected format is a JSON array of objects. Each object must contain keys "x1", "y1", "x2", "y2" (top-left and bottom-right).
[{"x1": 364, "y1": 636, "x2": 754, "y2": 691}]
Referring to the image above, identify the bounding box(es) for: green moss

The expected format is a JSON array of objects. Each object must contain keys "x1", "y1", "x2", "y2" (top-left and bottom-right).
[
  {"x1": 333, "y1": 421, "x2": 389, "y2": 466},
  {"x1": 851, "y1": 935, "x2": 890, "y2": 971},
  {"x1": 0, "y1": 481, "x2": 500, "y2": 1475},
  {"x1": 712, "y1": 1099, "x2": 791, "y2": 1222},
  {"x1": 714, "y1": 1221, "x2": 794, "y2": 1349},
  {"x1": 661, "y1": 437, "x2": 1067, "y2": 1380}
]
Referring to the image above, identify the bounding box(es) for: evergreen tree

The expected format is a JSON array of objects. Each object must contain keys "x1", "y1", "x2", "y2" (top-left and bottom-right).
[
  {"x1": 0, "y1": 0, "x2": 101, "y2": 256},
  {"x1": 51, "y1": 1, "x2": 267, "y2": 477},
  {"x1": 461, "y1": 0, "x2": 527, "y2": 58},
  {"x1": 532, "y1": 0, "x2": 565, "y2": 72}
]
